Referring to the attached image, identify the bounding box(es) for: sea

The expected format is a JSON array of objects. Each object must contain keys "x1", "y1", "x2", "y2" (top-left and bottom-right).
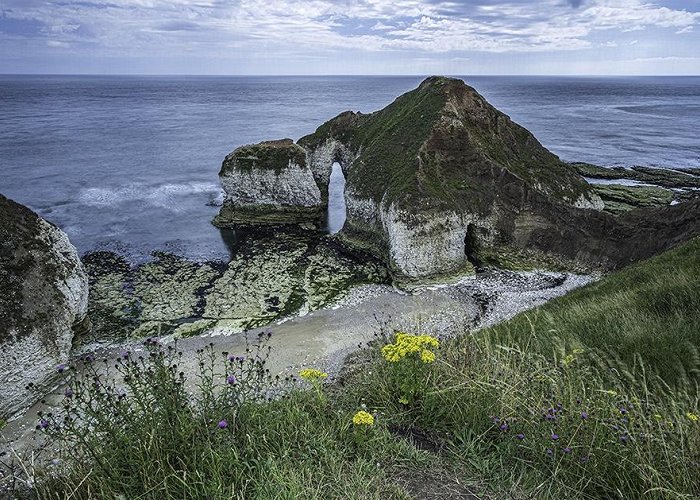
[{"x1": 1, "y1": 75, "x2": 698, "y2": 262}]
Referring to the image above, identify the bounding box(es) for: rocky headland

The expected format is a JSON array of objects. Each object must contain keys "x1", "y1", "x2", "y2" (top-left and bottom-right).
[
  {"x1": 214, "y1": 76, "x2": 700, "y2": 284},
  {"x1": 2, "y1": 75, "x2": 699, "y2": 450}
]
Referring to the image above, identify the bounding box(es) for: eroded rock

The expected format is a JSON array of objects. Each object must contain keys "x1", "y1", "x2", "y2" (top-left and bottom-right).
[
  {"x1": 214, "y1": 76, "x2": 699, "y2": 282},
  {"x1": 0, "y1": 195, "x2": 89, "y2": 418},
  {"x1": 214, "y1": 139, "x2": 323, "y2": 226}
]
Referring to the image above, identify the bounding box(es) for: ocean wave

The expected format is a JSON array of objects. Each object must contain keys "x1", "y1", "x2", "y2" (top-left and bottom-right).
[{"x1": 78, "y1": 182, "x2": 221, "y2": 211}]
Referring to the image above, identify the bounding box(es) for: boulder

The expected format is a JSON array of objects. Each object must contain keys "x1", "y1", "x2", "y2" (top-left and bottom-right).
[
  {"x1": 0, "y1": 195, "x2": 89, "y2": 418},
  {"x1": 214, "y1": 139, "x2": 323, "y2": 226}
]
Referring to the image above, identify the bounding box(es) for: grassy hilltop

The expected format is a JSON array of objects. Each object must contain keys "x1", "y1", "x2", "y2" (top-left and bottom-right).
[{"x1": 29, "y1": 237, "x2": 700, "y2": 499}]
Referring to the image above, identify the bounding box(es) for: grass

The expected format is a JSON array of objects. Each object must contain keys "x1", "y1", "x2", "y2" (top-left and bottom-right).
[
  {"x1": 485, "y1": 237, "x2": 700, "y2": 383},
  {"x1": 9, "y1": 238, "x2": 700, "y2": 499}
]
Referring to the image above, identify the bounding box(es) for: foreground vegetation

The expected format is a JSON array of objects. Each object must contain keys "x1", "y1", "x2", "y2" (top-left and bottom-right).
[{"x1": 14, "y1": 238, "x2": 700, "y2": 499}]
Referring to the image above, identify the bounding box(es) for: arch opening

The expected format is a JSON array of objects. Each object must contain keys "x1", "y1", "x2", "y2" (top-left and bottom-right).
[
  {"x1": 464, "y1": 223, "x2": 482, "y2": 268},
  {"x1": 326, "y1": 162, "x2": 347, "y2": 234}
]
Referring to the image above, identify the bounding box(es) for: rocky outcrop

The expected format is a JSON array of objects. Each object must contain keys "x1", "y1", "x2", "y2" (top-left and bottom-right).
[
  {"x1": 214, "y1": 77, "x2": 699, "y2": 283},
  {"x1": 296, "y1": 77, "x2": 607, "y2": 281},
  {"x1": 0, "y1": 195, "x2": 89, "y2": 418},
  {"x1": 84, "y1": 230, "x2": 388, "y2": 341},
  {"x1": 214, "y1": 139, "x2": 323, "y2": 226}
]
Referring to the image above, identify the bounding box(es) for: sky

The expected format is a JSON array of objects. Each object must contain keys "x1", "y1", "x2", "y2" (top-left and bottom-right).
[{"x1": 1, "y1": 0, "x2": 699, "y2": 75}]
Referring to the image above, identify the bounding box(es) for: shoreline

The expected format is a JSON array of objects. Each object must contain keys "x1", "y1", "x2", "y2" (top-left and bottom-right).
[{"x1": 1, "y1": 269, "x2": 595, "y2": 458}]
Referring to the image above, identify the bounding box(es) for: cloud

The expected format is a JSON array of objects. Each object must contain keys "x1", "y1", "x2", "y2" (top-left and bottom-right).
[
  {"x1": 1, "y1": 0, "x2": 698, "y2": 70},
  {"x1": 155, "y1": 21, "x2": 201, "y2": 31}
]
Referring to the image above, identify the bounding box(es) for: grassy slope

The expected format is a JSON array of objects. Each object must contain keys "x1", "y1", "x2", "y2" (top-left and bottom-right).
[
  {"x1": 485, "y1": 237, "x2": 700, "y2": 382},
  {"x1": 32, "y1": 238, "x2": 700, "y2": 499},
  {"x1": 299, "y1": 77, "x2": 592, "y2": 211}
]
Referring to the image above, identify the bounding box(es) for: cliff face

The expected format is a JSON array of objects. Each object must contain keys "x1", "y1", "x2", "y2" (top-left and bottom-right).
[
  {"x1": 0, "y1": 195, "x2": 89, "y2": 418},
  {"x1": 215, "y1": 77, "x2": 698, "y2": 282},
  {"x1": 297, "y1": 76, "x2": 602, "y2": 279},
  {"x1": 214, "y1": 139, "x2": 323, "y2": 226}
]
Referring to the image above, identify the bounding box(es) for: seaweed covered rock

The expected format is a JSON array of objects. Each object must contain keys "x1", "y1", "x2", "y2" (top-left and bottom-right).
[
  {"x1": 214, "y1": 139, "x2": 323, "y2": 226},
  {"x1": 0, "y1": 195, "x2": 88, "y2": 418},
  {"x1": 84, "y1": 231, "x2": 389, "y2": 340}
]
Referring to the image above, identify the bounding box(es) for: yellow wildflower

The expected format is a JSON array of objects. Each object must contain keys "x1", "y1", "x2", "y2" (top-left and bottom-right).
[
  {"x1": 686, "y1": 412, "x2": 699, "y2": 422},
  {"x1": 299, "y1": 368, "x2": 328, "y2": 381},
  {"x1": 420, "y1": 349, "x2": 436, "y2": 364},
  {"x1": 352, "y1": 410, "x2": 375, "y2": 426},
  {"x1": 654, "y1": 414, "x2": 663, "y2": 421},
  {"x1": 381, "y1": 332, "x2": 439, "y2": 363},
  {"x1": 398, "y1": 396, "x2": 409, "y2": 405}
]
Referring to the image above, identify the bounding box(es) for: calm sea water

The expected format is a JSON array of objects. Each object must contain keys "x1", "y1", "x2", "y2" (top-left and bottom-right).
[{"x1": 1, "y1": 75, "x2": 698, "y2": 261}]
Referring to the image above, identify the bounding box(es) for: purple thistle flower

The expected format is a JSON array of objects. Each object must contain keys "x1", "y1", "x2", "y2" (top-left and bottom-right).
[
  {"x1": 218, "y1": 419, "x2": 228, "y2": 429},
  {"x1": 581, "y1": 411, "x2": 589, "y2": 420},
  {"x1": 226, "y1": 375, "x2": 236, "y2": 385},
  {"x1": 619, "y1": 407, "x2": 628, "y2": 415},
  {"x1": 120, "y1": 351, "x2": 129, "y2": 360},
  {"x1": 515, "y1": 433, "x2": 525, "y2": 440},
  {"x1": 551, "y1": 433, "x2": 559, "y2": 441},
  {"x1": 39, "y1": 419, "x2": 49, "y2": 430},
  {"x1": 499, "y1": 422, "x2": 509, "y2": 432},
  {"x1": 228, "y1": 355, "x2": 236, "y2": 363},
  {"x1": 56, "y1": 364, "x2": 66, "y2": 373},
  {"x1": 546, "y1": 448, "x2": 553, "y2": 456},
  {"x1": 563, "y1": 447, "x2": 572, "y2": 454},
  {"x1": 63, "y1": 387, "x2": 73, "y2": 398},
  {"x1": 620, "y1": 434, "x2": 629, "y2": 443}
]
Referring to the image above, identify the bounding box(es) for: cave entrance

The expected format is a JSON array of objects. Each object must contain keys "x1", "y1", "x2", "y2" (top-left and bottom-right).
[
  {"x1": 464, "y1": 223, "x2": 482, "y2": 268},
  {"x1": 326, "y1": 162, "x2": 347, "y2": 234}
]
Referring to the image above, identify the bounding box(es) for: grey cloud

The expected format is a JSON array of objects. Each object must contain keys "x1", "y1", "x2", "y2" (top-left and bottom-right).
[
  {"x1": 157, "y1": 21, "x2": 202, "y2": 32},
  {"x1": 0, "y1": 13, "x2": 45, "y2": 36}
]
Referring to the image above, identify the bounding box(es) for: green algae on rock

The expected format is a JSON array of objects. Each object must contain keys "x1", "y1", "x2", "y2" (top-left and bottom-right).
[
  {"x1": 83, "y1": 230, "x2": 388, "y2": 341},
  {"x1": 592, "y1": 184, "x2": 675, "y2": 215},
  {"x1": 571, "y1": 162, "x2": 700, "y2": 189}
]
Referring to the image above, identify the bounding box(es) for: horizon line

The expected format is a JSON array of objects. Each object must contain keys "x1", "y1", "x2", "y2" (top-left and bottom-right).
[{"x1": 0, "y1": 73, "x2": 699, "y2": 78}]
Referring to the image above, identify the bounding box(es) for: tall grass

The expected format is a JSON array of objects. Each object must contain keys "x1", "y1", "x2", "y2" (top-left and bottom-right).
[
  {"x1": 484, "y1": 237, "x2": 700, "y2": 383},
  {"x1": 8, "y1": 238, "x2": 699, "y2": 499}
]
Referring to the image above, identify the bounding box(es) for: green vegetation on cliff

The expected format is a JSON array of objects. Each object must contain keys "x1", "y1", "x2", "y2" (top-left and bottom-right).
[
  {"x1": 29, "y1": 239, "x2": 700, "y2": 499},
  {"x1": 300, "y1": 77, "x2": 595, "y2": 212},
  {"x1": 219, "y1": 139, "x2": 307, "y2": 175}
]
